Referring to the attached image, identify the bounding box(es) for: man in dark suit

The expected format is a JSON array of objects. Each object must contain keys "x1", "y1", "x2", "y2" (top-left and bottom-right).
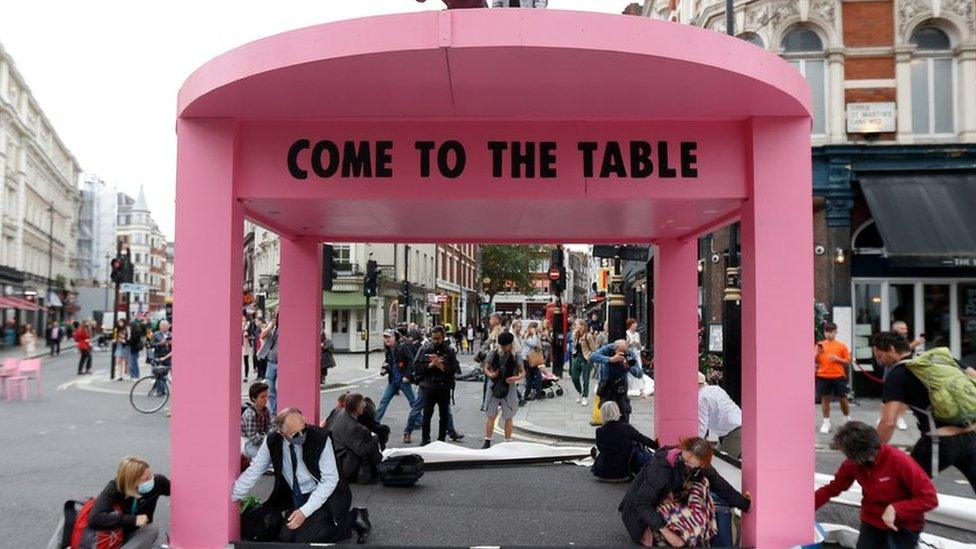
[
  {"x1": 324, "y1": 393, "x2": 384, "y2": 483},
  {"x1": 232, "y1": 407, "x2": 372, "y2": 543}
]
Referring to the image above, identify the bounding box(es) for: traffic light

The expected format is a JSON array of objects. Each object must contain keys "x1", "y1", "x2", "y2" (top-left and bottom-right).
[
  {"x1": 323, "y1": 244, "x2": 340, "y2": 291},
  {"x1": 122, "y1": 250, "x2": 135, "y2": 283},
  {"x1": 364, "y1": 260, "x2": 379, "y2": 298},
  {"x1": 400, "y1": 279, "x2": 411, "y2": 306},
  {"x1": 110, "y1": 256, "x2": 124, "y2": 284}
]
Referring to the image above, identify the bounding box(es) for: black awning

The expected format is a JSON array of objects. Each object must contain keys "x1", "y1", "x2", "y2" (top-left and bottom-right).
[{"x1": 860, "y1": 172, "x2": 976, "y2": 260}]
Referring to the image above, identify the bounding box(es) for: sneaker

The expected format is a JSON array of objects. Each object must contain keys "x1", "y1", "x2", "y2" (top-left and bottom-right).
[
  {"x1": 581, "y1": 397, "x2": 588, "y2": 407},
  {"x1": 482, "y1": 439, "x2": 491, "y2": 449},
  {"x1": 449, "y1": 432, "x2": 466, "y2": 442},
  {"x1": 575, "y1": 397, "x2": 582, "y2": 405},
  {"x1": 819, "y1": 420, "x2": 831, "y2": 434},
  {"x1": 897, "y1": 416, "x2": 908, "y2": 430}
]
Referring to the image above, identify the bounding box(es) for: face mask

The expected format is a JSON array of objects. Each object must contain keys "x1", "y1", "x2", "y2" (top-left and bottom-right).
[
  {"x1": 137, "y1": 478, "x2": 155, "y2": 495},
  {"x1": 288, "y1": 430, "x2": 307, "y2": 445}
]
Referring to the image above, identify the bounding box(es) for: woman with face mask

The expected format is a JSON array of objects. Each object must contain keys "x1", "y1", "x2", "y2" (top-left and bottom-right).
[
  {"x1": 81, "y1": 456, "x2": 171, "y2": 549},
  {"x1": 618, "y1": 437, "x2": 751, "y2": 547}
]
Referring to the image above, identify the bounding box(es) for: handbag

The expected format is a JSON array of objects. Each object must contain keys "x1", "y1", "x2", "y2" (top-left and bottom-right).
[
  {"x1": 377, "y1": 454, "x2": 425, "y2": 487},
  {"x1": 527, "y1": 350, "x2": 545, "y2": 368}
]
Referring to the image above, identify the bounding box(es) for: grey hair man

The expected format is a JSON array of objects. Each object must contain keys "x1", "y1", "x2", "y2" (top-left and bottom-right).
[{"x1": 232, "y1": 407, "x2": 372, "y2": 543}]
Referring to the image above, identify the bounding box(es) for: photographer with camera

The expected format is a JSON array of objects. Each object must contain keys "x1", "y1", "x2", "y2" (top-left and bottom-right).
[
  {"x1": 412, "y1": 326, "x2": 461, "y2": 445},
  {"x1": 589, "y1": 340, "x2": 643, "y2": 424},
  {"x1": 376, "y1": 329, "x2": 422, "y2": 444}
]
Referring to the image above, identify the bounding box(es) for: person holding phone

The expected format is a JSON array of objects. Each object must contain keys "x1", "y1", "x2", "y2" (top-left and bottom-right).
[{"x1": 412, "y1": 326, "x2": 460, "y2": 445}]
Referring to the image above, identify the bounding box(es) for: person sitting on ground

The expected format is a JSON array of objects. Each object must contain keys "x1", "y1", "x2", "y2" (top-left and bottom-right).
[
  {"x1": 592, "y1": 401, "x2": 656, "y2": 481},
  {"x1": 323, "y1": 393, "x2": 385, "y2": 484},
  {"x1": 816, "y1": 421, "x2": 937, "y2": 549},
  {"x1": 482, "y1": 331, "x2": 525, "y2": 449},
  {"x1": 83, "y1": 456, "x2": 171, "y2": 549},
  {"x1": 242, "y1": 381, "x2": 272, "y2": 459},
  {"x1": 232, "y1": 407, "x2": 372, "y2": 544},
  {"x1": 325, "y1": 391, "x2": 391, "y2": 452},
  {"x1": 698, "y1": 372, "x2": 742, "y2": 459},
  {"x1": 619, "y1": 437, "x2": 751, "y2": 547}
]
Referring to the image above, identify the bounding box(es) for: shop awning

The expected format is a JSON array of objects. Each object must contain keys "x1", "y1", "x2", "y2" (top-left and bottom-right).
[
  {"x1": 47, "y1": 291, "x2": 63, "y2": 308},
  {"x1": 0, "y1": 296, "x2": 43, "y2": 311},
  {"x1": 323, "y1": 291, "x2": 367, "y2": 309},
  {"x1": 860, "y1": 173, "x2": 976, "y2": 263}
]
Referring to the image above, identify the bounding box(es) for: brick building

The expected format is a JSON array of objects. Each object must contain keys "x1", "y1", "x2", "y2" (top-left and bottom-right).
[{"x1": 629, "y1": 0, "x2": 976, "y2": 391}]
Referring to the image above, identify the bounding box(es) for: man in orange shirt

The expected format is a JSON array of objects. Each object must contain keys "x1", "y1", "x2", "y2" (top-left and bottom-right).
[{"x1": 816, "y1": 322, "x2": 852, "y2": 434}]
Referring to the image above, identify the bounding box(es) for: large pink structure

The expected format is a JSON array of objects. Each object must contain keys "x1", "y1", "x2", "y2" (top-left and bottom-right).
[{"x1": 174, "y1": 9, "x2": 813, "y2": 547}]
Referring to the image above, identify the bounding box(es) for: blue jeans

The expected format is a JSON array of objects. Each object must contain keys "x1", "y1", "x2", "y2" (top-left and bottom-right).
[
  {"x1": 409, "y1": 389, "x2": 455, "y2": 435},
  {"x1": 265, "y1": 362, "x2": 278, "y2": 414},
  {"x1": 152, "y1": 364, "x2": 170, "y2": 395},
  {"x1": 376, "y1": 380, "x2": 421, "y2": 434},
  {"x1": 129, "y1": 350, "x2": 141, "y2": 379},
  {"x1": 525, "y1": 366, "x2": 543, "y2": 397}
]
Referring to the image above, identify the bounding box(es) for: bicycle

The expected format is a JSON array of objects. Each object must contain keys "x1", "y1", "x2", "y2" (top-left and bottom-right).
[{"x1": 130, "y1": 360, "x2": 171, "y2": 414}]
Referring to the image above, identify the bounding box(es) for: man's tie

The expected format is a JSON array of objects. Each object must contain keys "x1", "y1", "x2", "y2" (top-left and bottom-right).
[{"x1": 289, "y1": 443, "x2": 303, "y2": 509}]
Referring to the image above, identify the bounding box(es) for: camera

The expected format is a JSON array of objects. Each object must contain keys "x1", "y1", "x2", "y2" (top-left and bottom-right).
[{"x1": 627, "y1": 358, "x2": 637, "y2": 367}]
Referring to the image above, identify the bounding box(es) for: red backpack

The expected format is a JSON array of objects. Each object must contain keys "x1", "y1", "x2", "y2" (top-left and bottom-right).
[{"x1": 64, "y1": 498, "x2": 123, "y2": 549}]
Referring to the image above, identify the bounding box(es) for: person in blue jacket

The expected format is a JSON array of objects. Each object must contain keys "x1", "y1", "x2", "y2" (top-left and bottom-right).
[{"x1": 588, "y1": 339, "x2": 643, "y2": 423}]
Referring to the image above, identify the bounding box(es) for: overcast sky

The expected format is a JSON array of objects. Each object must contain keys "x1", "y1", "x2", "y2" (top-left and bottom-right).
[{"x1": 0, "y1": 1, "x2": 634, "y2": 240}]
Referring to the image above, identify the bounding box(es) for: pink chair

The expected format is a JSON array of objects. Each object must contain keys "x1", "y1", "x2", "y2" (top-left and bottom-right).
[
  {"x1": 0, "y1": 358, "x2": 19, "y2": 398},
  {"x1": 17, "y1": 358, "x2": 41, "y2": 399}
]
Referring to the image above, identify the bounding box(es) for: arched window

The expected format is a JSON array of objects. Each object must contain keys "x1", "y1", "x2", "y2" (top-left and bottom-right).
[
  {"x1": 737, "y1": 32, "x2": 764, "y2": 48},
  {"x1": 781, "y1": 27, "x2": 827, "y2": 136},
  {"x1": 910, "y1": 25, "x2": 954, "y2": 136},
  {"x1": 852, "y1": 219, "x2": 884, "y2": 251}
]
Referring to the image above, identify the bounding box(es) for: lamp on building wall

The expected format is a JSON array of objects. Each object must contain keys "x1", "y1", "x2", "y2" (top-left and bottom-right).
[
  {"x1": 697, "y1": 260, "x2": 705, "y2": 273},
  {"x1": 834, "y1": 247, "x2": 847, "y2": 265}
]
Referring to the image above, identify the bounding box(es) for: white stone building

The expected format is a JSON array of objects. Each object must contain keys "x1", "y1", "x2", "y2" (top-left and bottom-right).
[
  {"x1": 0, "y1": 41, "x2": 82, "y2": 334},
  {"x1": 117, "y1": 187, "x2": 168, "y2": 315}
]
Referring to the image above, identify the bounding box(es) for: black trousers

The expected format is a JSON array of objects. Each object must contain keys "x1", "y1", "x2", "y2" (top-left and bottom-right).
[
  {"x1": 77, "y1": 349, "x2": 92, "y2": 374},
  {"x1": 243, "y1": 355, "x2": 251, "y2": 379},
  {"x1": 277, "y1": 502, "x2": 353, "y2": 544},
  {"x1": 256, "y1": 357, "x2": 268, "y2": 380},
  {"x1": 49, "y1": 339, "x2": 60, "y2": 355},
  {"x1": 856, "y1": 521, "x2": 919, "y2": 549},
  {"x1": 910, "y1": 430, "x2": 976, "y2": 496},
  {"x1": 421, "y1": 385, "x2": 451, "y2": 442}
]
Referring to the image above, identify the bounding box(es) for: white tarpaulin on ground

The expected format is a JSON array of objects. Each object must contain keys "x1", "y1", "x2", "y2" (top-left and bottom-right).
[
  {"x1": 383, "y1": 440, "x2": 591, "y2": 464},
  {"x1": 816, "y1": 523, "x2": 975, "y2": 549}
]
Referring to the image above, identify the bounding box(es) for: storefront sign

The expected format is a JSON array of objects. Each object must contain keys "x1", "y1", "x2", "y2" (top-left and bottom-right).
[{"x1": 846, "y1": 102, "x2": 896, "y2": 133}]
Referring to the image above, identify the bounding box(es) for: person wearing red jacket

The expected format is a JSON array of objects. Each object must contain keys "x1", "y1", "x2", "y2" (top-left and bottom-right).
[
  {"x1": 816, "y1": 421, "x2": 938, "y2": 549},
  {"x1": 73, "y1": 320, "x2": 93, "y2": 375}
]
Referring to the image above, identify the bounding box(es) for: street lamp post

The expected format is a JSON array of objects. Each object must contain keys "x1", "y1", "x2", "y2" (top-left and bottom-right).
[{"x1": 47, "y1": 202, "x2": 55, "y2": 327}]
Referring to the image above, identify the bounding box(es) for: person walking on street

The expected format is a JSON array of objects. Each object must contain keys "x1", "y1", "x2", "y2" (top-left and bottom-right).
[
  {"x1": 20, "y1": 325, "x2": 37, "y2": 358},
  {"x1": 873, "y1": 331, "x2": 976, "y2": 494},
  {"x1": 321, "y1": 328, "x2": 336, "y2": 387},
  {"x1": 114, "y1": 320, "x2": 130, "y2": 380},
  {"x1": 482, "y1": 331, "x2": 524, "y2": 448},
  {"x1": 477, "y1": 313, "x2": 505, "y2": 411},
  {"x1": 149, "y1": 321, "x2": 173, "y2": 397},
  {"x1": 74, "y1": 320, "x2": 93, "y2": 375},
  {"x1": 253, "y1": 318, "x2": 268, "y2": 381},
  {"x1": 413, "y1": 326, "x2": 460, "y2": 444},
  {"x1": 127, "y1": 320, "x2": 145, "y2": 380},
  {"x1": 570, "y1": 318, "x2": 597, "y2": 406},
  {"x1": 816, "y1": 322, "x2": 853, "y2": 434},
  {"x1": 259, "y1": 314, "x2": 280, "y2": 414},
  {"x1": 242, "y1": 315, "x2": 253, "y2": 383},
  {"x1": 375, "y1": 329, "x2": 422, "y2": 443},
  {"x1": 816, "y1": 421, "x2": 938, "y2": 549},
  {"x1": 522, "y1": 321, "x2": 545, "y2": 400},
  {"x1": 46, "y1": 320, "x2": 61, "y2": 356}
]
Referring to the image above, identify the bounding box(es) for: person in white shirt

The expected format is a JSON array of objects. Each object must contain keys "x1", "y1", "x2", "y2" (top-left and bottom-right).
[
  {"x1": 698, "y1": 372, "x2": 742, "y2": 458},
  {"x1": 232, "y1": 407, "x2": 371, "y2": 543}
]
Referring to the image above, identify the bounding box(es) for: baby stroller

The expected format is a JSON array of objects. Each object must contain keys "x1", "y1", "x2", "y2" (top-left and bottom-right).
[{"x1": 538, "y1": 366, "x2": 565, "y2": 399}]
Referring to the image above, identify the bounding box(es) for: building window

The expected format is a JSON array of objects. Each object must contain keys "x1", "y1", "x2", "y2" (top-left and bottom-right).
[
  {"x1": 333, "y1": 245, "x2": 351, "y2": 263},
  {"x1": 738, "y1": 32, "x2": 764, "y2": 48},
  {"x1": 910, "y1": 26, "x2": 954, "y2": 136},
  {"x1": 781, "y1": 27, "x2": 827, "y2": 136}
]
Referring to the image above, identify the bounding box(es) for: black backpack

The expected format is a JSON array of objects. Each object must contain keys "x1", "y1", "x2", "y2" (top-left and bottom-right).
[
  {"x1": 377, "y1": 454, "x2": 424, "y2": 487},
  {"x1": 240, "y1": 503, "x2": 284, "y2": 542}
]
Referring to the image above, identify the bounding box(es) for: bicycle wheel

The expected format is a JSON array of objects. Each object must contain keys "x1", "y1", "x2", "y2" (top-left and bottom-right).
[{"x1": 130, "y1": 375, "x2": 169, "y2": 414}]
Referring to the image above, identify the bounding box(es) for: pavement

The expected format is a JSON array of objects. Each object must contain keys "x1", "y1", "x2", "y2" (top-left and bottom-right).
[{"x1": 3, "y1": 349, "x2": 974, "y2": 547}]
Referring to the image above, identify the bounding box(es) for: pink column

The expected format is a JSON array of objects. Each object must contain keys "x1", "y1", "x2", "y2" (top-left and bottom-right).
[
  {"x1": 740, "y1": 117, "x2": 814, "y2": 547},
  {"x1": 171, "y1": 119, "x2": 242, "y2": 547},
  {"x1": 276, "y1": 237, "x2": 323, "y2": 424},
  {"x1": 653, "y1": 238, "x2": 700, "y2": 446}
]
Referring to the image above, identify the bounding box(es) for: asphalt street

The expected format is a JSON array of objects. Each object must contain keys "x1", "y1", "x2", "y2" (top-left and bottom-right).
[{"x1": 1, "y1": 349, "x2": 974, "y2": 547}]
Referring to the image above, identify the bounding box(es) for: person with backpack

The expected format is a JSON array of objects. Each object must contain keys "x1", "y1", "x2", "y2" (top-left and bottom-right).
[
  {"x1": 482, "y1": 331, "x2": 524, "y2": 448},
  {"x1": 816, "y1": 421, "x2": 937, "y2": 549},
  {"x1": 75, "y1": 456, "x2": 171, "y2": 549},
  {"x1": 873, "y1": 331, "x2": 976, "y2": 494}
]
